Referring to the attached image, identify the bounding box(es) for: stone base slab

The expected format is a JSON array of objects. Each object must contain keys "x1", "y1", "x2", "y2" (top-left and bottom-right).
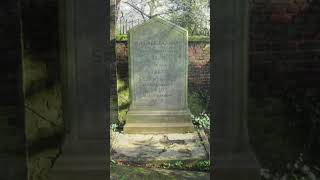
[
  {"x1": 124, "y1": 109, "x2": 194, "y2": 134},
  {"x1": 111, "y1": 132, "x2": 208, "y2": 162}
]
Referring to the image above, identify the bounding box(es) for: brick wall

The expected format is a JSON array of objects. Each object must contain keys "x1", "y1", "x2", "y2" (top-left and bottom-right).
[
  {"x1": 249, "y1": 0, "x2": 320, "y2": 96},
  {"x1": 188, "y1": 42, "x2": 211, "y2": 92},
  {"x1": 248, "y1": 0, "x2": 320, "y2": 168},
  {"x1": 116, "y1": 41, "x2": 211, "y2": 93}
]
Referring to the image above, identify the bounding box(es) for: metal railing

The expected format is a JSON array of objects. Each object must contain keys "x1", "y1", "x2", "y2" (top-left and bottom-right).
[
  {"x1": 117, "y1": 15, "x2": 210, "y2": 36},
  {"x1": 118, "y1": 16, "x2": 143, "y2": 35}
]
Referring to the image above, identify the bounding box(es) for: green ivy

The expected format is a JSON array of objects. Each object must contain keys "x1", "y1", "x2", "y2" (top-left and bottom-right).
[
  {"x1": 261, "y1": 154, "x2": 319, "y2": 180},
  {"x1": 191, "y1": 113, "x2": 210, "y2": 130},
  {"x1": 159, "y1": 160, "x2": 210, "y2": 171},
  {"x1": 116, "y1": 34, "x2": 128, "y2": 41}
]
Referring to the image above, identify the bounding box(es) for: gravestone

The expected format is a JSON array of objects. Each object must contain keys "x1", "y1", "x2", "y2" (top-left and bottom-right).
[{"x1": 124, "y1": 17, "x2": 194, "y2": 134}]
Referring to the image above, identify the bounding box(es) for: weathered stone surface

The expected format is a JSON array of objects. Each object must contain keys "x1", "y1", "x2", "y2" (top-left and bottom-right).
[
  {"x1": 116, "y1": 41, "x2": 211, "y2": 93},
  {"x1": 124, "y1": 17, "x2": 194, "y2": 133},
  {"x1": 111, "y1": 132, "x2": 207, "y2": 162},
  {"x1": 129, "y1": 18, "x2": 187, "y2": 109}
]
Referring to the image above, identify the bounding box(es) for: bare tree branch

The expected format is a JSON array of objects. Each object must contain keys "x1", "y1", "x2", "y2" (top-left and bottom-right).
[
  {"x1": 124, "y1": 1, "x2": 151, "y2": 20},
  {"x1": 152, "y1": 10, "x2": 174, "y2": 18}
]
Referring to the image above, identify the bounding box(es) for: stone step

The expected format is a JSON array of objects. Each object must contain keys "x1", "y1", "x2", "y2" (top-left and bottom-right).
[
  {"x1": 126, "y1": 110, "x2": 192, "y2": 123},
  {"x1": 124, "y1": 122, "x2": 195, "y2": 134}
]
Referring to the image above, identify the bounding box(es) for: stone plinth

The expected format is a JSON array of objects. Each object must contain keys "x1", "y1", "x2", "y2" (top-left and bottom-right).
[
  {"x1": 111, "y1": 132, "x2": 208, "y2": 162},
  {"x1": 124, "y1": 110, "x2": 194, "y2": 134}
]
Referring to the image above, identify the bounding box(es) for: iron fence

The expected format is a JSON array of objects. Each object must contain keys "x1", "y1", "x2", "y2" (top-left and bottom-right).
[
  {"x1": 117, "y1": 16, "x2": 210, "y2": 36},
  {"x1": 118, "y1": 16, "x2": 142, "y2": 35}
]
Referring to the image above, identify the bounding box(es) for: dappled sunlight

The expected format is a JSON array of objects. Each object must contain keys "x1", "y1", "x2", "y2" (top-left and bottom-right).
[{"x1": 111, "y1": 132, "x2": 208, "y2": 163}]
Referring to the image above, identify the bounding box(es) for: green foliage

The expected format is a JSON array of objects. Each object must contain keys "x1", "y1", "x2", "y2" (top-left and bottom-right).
[
  {"x1": 188, "y1": 91, "x2": 209, "y2": 116},
  {"x1": 161, "y1": 161, "x2": 183, "y2": 170},
  {"x1": 248, "y1": 97, "x2": 305, "y2": 170},
  {"x1": 119, "y1": 175, "x2": 126, "y2": 180},
  {"x1": 111, "y1": 165, "x2": 178, "y2": 180},
  {"x1": 188, "y1": 91, "x2": 210, "y2": 129},
  {"x1": 111, "y1": 123, "x2": 119, "y2": 132},
  {"x1": 116, "y1": 34, "x2": 128, "y2": 41},
  {"x1": 161, "y1": 161, "x2": 184, "y2": 169},
  {"x1": 167, "y1": 0, "x2": 209, "y2": 36},
  {"x1": 249, "y1": 86, "x2": 320, "y2": 178},
  {"x1": 159, "y1": 160, "x2": 210, "y2": 171},
  {"x1": 283, "y1": 88, "x2": 320, "y2": 159},
  {"x1": 195, "y1": 160, "x2": 210, "y2": 171},
  {"x1": 261, "y1": 154, "x2": 319, "y2": 180},
  {"x1": 191, "y1": 113, "x2": 210, "y2": 130},
  {"x1": 116, "y1": 79, "x2": 130, "y2": 130},
  {"x1": 188, "y1": 35, "x2": 209, "y2": 42}
]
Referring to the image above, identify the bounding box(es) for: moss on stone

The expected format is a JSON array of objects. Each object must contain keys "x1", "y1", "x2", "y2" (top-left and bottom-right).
[
  {"x1": 22, "y1": 46, "x2": 63, "y2": 180},
  {"x1": 188, "y1": 36, "x2": 210, "y2": 42},
  {"x1": 116, "y1": 79, "x2": 130, "y2": 126}
]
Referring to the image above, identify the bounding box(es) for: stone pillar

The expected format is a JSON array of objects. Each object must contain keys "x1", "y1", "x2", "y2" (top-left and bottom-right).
[
  {"x1": 49, "y1": 0, "x2": 108, "y2": 179},
  {"x1": 212, "y1": 0, "x2": 261, "y2": 179},
  {"x1": 110, "y1": 0, "x2": 118, "y2": 124},
  {"x1": 0, "y1": 0, "x2": 28, "y2": 179}
]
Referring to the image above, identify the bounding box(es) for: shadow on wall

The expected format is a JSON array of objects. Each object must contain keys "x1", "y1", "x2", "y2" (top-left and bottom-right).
[{"x1": 21, "y1": 1, "x2": 64, "y2": 179}]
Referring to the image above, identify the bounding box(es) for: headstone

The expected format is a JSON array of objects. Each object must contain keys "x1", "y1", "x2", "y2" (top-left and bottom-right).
[{"x1": 124, "y1": 17, "x2": 194, "y2": 134}]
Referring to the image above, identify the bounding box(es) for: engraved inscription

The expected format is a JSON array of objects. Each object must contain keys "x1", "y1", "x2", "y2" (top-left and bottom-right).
[{"x1": 130, "y1": 19, "x2": 187, "y2": 109}]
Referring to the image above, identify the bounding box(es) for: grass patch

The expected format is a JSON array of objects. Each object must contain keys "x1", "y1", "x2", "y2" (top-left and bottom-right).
[
  {"x1": 114, "y1": 159, "x2": 210, "y2": 172},
  {"x1": 156, "y1": 160, "x2": 210, "y2": 172}
]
